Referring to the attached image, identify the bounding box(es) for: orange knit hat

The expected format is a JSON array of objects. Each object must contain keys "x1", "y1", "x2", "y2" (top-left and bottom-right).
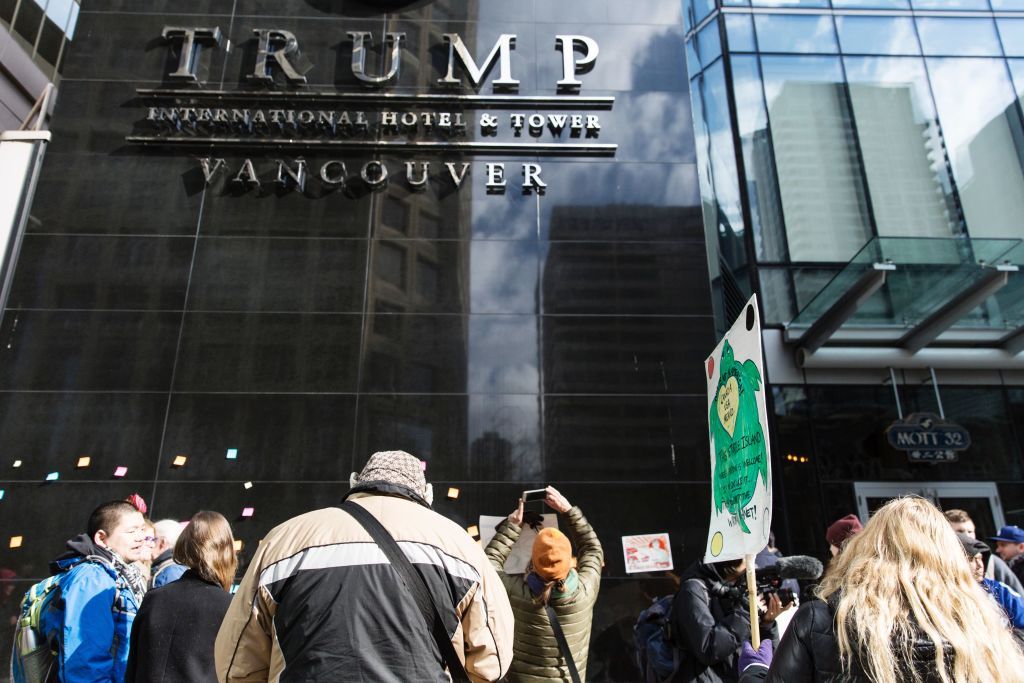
[{"x1": 531, "y1": 527, "x2": 572, "y2": 581}]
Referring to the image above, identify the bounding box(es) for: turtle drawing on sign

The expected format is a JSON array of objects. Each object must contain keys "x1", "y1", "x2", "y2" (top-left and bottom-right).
[{"x1": 708, "y1": 340, "x2": 768, "y2": 534}]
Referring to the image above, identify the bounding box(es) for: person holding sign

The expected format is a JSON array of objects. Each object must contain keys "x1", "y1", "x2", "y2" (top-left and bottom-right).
[
  {"x1": 737, "y1": 497, "x2": 1024, "y2": 682},
  {"x1": 484, "y1": 486, "x2": 603, "y2": 683},
  {"x1": 670, "y1": 557, "x2": 788, "y2": 683}
]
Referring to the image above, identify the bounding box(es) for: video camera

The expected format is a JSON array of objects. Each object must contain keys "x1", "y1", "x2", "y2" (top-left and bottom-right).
[{"x1": 708, "y1": 555, "x2": 824, "y2": 607}]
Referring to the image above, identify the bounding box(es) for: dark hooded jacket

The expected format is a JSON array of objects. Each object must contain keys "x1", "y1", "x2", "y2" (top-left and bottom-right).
[
  {"x1": 670, "y1": 561, "x2": 778, "y2": 683},
  {"x1": 739, "y1": 598, "x2": 951, "y2": 683}
]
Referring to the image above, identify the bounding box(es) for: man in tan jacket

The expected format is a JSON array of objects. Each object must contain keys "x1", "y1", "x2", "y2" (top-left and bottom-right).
[{"x1": 215, "y1": 450, "x2": 514, "y2": 682}]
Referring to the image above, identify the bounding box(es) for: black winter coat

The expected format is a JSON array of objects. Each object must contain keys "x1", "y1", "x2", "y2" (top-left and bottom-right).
[
  {"x1": 739, "y1": 599, "x2": 949, "y2": 683},
  {"x1": 125, "y1": 570, "x2": 232, "y2": 683},
  {"x1": 671, "y1": 562, "x2": 778, "y2": 683}
]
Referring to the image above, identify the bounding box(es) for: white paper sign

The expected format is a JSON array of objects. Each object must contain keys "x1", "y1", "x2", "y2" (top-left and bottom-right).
[
  {"x1": 479, "y1": 514, "x2": 557, "y2": 574},
  {"x1": 622, "y1": 532, "x2": 674, "y2": 574},
  {"x1": 704, "y1": 294, "x2": 773, "y2": 563}
]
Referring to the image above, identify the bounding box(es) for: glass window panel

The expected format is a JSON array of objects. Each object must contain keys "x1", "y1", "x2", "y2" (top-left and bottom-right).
[
  {"x1": 723, "y1": 0, "x2": 750, "y2": 5},
  {"x1": 912, "y1": 0, "x2": 990, "y2": 8},
  {"x1": 0, "y1": 0, "x2": 16, "y2": 24},
  {"x1": 685, "y1": 0, "x2": 716, "y2": 33},
  {"x1": 760, "y1": 56, "x2": 874, "y2": 262},
  {"x1": 731, "y1": 55, "x2": 788, "y2": 262},
  {"x1": 752, "y1": 0, "x2": 829, "y2": 7},
  {"x1": 917, "y1": 18, "x2": 1002, "y2": 57},
  {"x1": 697, "y1": 19, "x2": 722, "y2": 67},
  {"x1": 725, "y1": 14, "x2": 756, "y2": 53},
  {"x1": 844, "y1": 57, "x2": 960, "y2": 238},
  {"x1": 65, "y1": 0, "x2": 77, "y2": 39},
  {"x1": 836, "y1": 17, "x2": 921, "y2": 56},
  {"x1": 12, "y1": 0, "x2": 42, "y2": 47},
  {"x1": 833, "y1": 0, "x2": 909, "y2": 7},
  {"x1": 691, "y1": 61, "x2": 751, "y2": 291},
  {"x1": 999, "y1": 19, "x2": 1024, "y2": 58},
  {"x1": 755, "y1": 14, "x2": 838, "y2": 54},
  {"x1": 993, "y1": 0, "x2": 1024, "y2": 9},
  {"x1": 927, "y1": 57, "x2": 1024, "y2": 239},
  {"x1": 44, "y1": 0, "x2": 72, "y2": 31}
]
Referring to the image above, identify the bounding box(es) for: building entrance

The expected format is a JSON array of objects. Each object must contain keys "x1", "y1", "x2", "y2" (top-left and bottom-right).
[{"x1": 854, "y1": 482, "x2": 1006, "y2": 539}]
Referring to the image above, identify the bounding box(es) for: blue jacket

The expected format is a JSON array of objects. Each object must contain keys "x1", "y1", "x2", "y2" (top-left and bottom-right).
[
  {"x1": 41, "y1": 543, "x2": 141, "y2": 683},
  {"x1": 150, "y1": 550, "x2": 187, "y2": 588},
  {"x1": 982, "y1": 578, "x2": 1024, "y2": 629}
]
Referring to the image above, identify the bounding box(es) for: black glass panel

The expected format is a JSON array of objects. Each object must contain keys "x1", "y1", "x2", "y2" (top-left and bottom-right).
[
  {"x1": 355, "y1": 393, "x2": 541, "y2": 481},
  {"x1": 543, "y1": 396, "x2": 710, "y2": 481},
  {"x1": 30, "y1": 153, "x2": 204, "y2": 236},
  {"x1": 541, "y1": 316, "x2": 714, "y2": 394},
  {"x1": 188, "y1": 237, "x2": 368, "y2": 313},
  {"x1": 0, "y1": 311, "x2": 179, "y2": 391},
  {"x1": 541, "y1": 241, "x2": 710, "y2": 315},
  {"x1": 173, "y1": 312, "x2": 362, "y2": 392},
  {"x1": 9, "y1": 235, "x2": 193, "y2": 310},
  {"x1": 0, "y1": 392, "x2": 167, "y2": 483},
  {"x1": 160, "y1": 393, "x2": 358, "y2": 481}
]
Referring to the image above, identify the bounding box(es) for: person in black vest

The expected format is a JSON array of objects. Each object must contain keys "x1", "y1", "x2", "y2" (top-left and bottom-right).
[{"x1": 125, "y1": 511, "x2": 237, "y2": 682}]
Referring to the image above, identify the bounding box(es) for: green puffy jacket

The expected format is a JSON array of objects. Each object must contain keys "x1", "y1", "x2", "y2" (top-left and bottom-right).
[{"x1": 484, "y1": 506, "x2": 603, "y2": 682}]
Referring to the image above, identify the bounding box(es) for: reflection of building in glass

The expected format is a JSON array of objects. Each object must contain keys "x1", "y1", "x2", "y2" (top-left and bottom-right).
[
  {"x1": 847, "y1": 83, "x2": 957, "y2": 238},
  {"x1": 764, "y1": 81, "x2": 872, "y2": 262},
  {"x1": 541, "y1": 204, "x2": 704, "y2": 480}
]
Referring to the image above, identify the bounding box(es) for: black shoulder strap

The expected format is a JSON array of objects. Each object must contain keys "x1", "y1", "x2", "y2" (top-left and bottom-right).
[
  {"x1": 340, "y1": 501, "x2": 471, "y2": 682},
  {"x1": 544, "y1": 604, "x2": 582, "y2": 683}
]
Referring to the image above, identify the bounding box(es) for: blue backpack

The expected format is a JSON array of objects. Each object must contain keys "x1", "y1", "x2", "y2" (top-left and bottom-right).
[
  {"x1": 634, "y1": 595, "x2": 682, "y2": 683},
  {"x1": 11, "y1": 556, "x2": 105, "y2": 683}
]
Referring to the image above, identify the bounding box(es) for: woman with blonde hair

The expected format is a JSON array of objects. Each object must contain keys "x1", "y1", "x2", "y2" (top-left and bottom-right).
[
  {"x1": 125, "y1": 511, "x2": 238, "y2": 682},
  {"x1": 740, "y1": 497, "x2": 1024, "y2": 682}
]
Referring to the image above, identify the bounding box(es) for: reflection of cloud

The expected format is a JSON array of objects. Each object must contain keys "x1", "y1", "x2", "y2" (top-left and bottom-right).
[
  {"x1": 468, "y1": 316, "x2": 539, "y2": 393},
  {"x1": 470, "y1": 241, "x2": 537, "y2": 313}
]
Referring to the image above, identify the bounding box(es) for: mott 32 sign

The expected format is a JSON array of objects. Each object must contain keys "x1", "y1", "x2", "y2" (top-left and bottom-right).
[{"x1": 128, "y1": 27, "x2": 618, "y2": 194}]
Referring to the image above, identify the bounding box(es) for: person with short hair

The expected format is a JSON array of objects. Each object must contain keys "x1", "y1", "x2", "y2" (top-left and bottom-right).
[
  {"x1": 42, "y1": 500, "x2": 148, "y2": 682},
  {"x1": 989, "y1": 525, "x2": 1024, "y2": 588},
  {"x1": 215, "y1": 450, "x2": 514, "y2": 682},
  {"x1": 944, "y1": 508, "x2": 1024, "y2": 594},
  {"x1": 824, "y1": 514, "x2": 861, "y2": 557},
  {"x1": 485, "y1": 487, "x2": 604, "y2": 682},
  {"x1": 126, "y1": 511, "x2": 237, "y2": 682},
  {"x1": 150, "y1": 519, "x2": 188, "y2": 588}
]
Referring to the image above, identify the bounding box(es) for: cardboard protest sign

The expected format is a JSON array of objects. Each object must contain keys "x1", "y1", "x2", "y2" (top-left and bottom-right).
[
  {"x1": 704, "y1": 294, "x2": 772, "y2": 563},
  {"x1": 622, "y1": 533, "x2": 673, "y2": 574},
  {"x1": 479, "y1": 513, "x2": 557, "y2": 574}
]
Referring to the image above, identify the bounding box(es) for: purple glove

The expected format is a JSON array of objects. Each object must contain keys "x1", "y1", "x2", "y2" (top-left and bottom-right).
[{"x1": 739, "y1": 639, "x2": 774, "y2": 673}]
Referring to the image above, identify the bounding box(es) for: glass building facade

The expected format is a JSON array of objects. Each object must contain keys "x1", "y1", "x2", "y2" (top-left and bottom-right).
[
  {"x1": 686, "y1": 1, "x2": 1024, "y2": 565},
  {"x1": 0, "y1": 1, "x2": 711, "y2": 678}
]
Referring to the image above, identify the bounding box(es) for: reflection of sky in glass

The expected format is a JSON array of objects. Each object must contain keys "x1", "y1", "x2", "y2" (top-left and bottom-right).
[
  {"x1": 917, "y1": 18, "x2": 1001, "y2": 57},
  {"x1": 468, "y1": 316, "x2": 539, "y2": 394},
  {"x1": 755, "y1": 15, "x2": 837, "y2": 54},
  {"x1": 836, "y1": 17, "x2": 920, "y2": 56},
  {"x1": 30, "y1": 0, "x2": 78, "y2": 37}
]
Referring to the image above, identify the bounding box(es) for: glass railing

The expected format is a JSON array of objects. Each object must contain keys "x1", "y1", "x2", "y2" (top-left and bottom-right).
[{"x1": 789, "y1": 236, "x2": 1022, "y2": 336}]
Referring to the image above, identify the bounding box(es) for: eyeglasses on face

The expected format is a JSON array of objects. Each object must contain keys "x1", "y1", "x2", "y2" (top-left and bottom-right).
[{"x1": 143, "y1": 536, "x2": 156, "y2": 544}]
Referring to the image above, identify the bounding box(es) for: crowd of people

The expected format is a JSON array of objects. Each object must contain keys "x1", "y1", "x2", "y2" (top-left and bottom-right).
[{"x1": 9, "y1": 449, "x2": 1024, "y2": 682}]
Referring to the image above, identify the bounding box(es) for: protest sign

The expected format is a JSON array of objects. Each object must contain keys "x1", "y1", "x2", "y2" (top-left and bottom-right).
[
  {"x1": 622, "y1": 533, "x2": 673, "y2": 574},
  {"x1": 704, "y1": 294, "x2": 772, "y2": 563},
  {"x1": 479, "y1": 513, "x2": 557, "y2": 574}
]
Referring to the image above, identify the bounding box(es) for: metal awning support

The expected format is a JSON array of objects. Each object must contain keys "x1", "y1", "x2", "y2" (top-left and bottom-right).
[
  {"x1": 899, "y1": 264, "x2": 1018, "y2": 354},
  {"x1": 1002, "y1": 327, "x2": 1024, "y2": 355},
  {"x1": 796, "y1": 263, "x2": 894, "y2": 354}
]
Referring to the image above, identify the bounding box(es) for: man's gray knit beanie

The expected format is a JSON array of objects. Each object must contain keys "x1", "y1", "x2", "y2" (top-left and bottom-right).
[{"x1": 350, "y1": 450, "x2": 432, "y2": 505}]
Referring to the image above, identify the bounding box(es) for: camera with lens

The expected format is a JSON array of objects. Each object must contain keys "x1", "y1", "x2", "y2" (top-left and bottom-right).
[{"x1": 755, "y1": 564, "x2": 796, "y2": 607}]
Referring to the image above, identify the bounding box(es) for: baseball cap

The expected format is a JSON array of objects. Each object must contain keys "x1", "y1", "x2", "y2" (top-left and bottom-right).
[
  {"x1": 989, "y1": 525, "x2": 1024, "y2": 544},
  {"x1": 957, "y1": 532, "x2": 990, "y2": 558}
]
